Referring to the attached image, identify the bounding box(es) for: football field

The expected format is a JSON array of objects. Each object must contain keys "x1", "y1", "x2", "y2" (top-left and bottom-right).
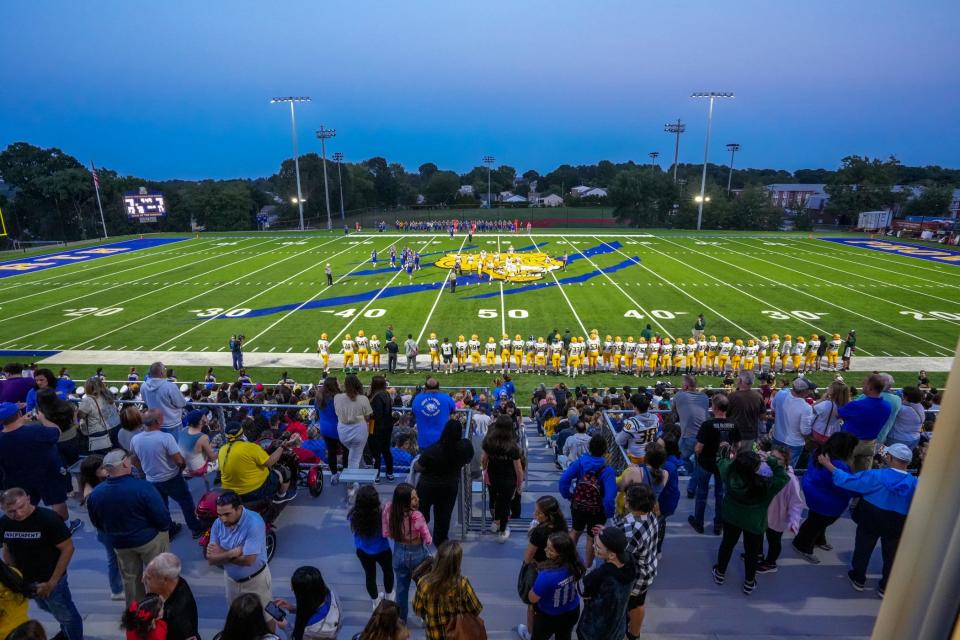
[{"x1": 0, "y1": 230, "x2": 957, "y2": 375}]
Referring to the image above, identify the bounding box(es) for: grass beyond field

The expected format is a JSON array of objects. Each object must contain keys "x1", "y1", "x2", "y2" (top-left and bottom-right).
[{"x1": 0, "y1": 230, "x2": 957, "y2": 372}]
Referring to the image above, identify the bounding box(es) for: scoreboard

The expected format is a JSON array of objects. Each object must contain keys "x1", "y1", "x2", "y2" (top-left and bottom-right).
[{"x1": 124, "y1": 189, "x2": 166, "y2": 222}]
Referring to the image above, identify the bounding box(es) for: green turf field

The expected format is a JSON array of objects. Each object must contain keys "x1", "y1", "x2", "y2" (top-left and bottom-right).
[{"x1": 0, "y1": 230, "x2": 957, "y2": 374}]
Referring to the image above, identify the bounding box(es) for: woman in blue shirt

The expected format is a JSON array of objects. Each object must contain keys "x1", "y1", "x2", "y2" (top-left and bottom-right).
[
  {"x1": 657, "y1": 435, "x2": 683, "y2": 553},
  {"x1": 349, "y1": 485, "x2": 394, "y2": 608},
  {"x1": 527, "y1": 531, "x2": 585, "y2": 640},
  {"x1": 316, "y1": 377, "x2": 347, "y2": 475}
]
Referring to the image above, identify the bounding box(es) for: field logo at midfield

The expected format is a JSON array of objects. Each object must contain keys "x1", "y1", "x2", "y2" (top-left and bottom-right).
[
  {"x1": 820, "y1": 238, "x2": 960, "y2": 265},
  {"x1": 434, "y1": 251, "x2": 563, "y2": 282}
]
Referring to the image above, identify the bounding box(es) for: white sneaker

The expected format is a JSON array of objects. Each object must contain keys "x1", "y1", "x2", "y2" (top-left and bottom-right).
[
  {"x1": 490, "y1": 522, "x2": 499, "y2": 533},
  {"x1": 384, "y1": 590, "x2": 395, "y2": 602},
  {"x1": 516, "y1": 624, "x2": 531, "y2": 640},
  {"x1": 111, "y1": 592, "x2": 125, "y2": 601},
  {"x1": 498, "y1": 528, "x2": 511, "y2": 543},
  {"x1": 373, "y1": 592, "x2": 384, "y2": 610}
]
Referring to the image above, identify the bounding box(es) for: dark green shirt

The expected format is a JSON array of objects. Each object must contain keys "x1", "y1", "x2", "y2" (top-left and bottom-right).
[
  {"x1": 718, "y1": 454, "x2": 788, "y2": 534},
  {"x1": 385, "y1": 328, "x2": 395, "y2": 342},
  {"x1": 694, "y1": 317, "x2": 706, "y2": 331},
  {"x1": 640, "y1": 328, "x2": 653, "y2": 341}
]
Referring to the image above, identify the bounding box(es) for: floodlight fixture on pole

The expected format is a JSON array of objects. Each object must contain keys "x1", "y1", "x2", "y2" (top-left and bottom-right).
[
  {"x1": 648, "y1": 151, "x2": 660, "y2": 167},
  {"x1": 483, "y1": 155, "x2": 495, "y2": 209},
  {"x1": 333, "y1": 151, "x2": 346, "y2": 223},
  {"x1": 270, "y1": 96, "x2": 311, "y2": 231},
  {"x1": 691, "y1": 92, "x2": 734, "y2": 230},
  {"x1": 664, "y1": 119, "x2": 685, "y2": 183},
  {"x1": 316, "y1": 125, "x2": 337, "y2": 231},
  {"x1": 726, "y1": 143, "x2": 741, "y2": 193}
]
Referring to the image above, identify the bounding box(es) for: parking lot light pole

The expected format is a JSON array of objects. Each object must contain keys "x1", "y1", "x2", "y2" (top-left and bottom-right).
[
  {"x1": 270, "y1": 97, "x2": 311, "y2": 231},
  {"x1": 648, "y1": 151, "x2": 660, "y2": 167},
  {"x1": 691, "y1": 92, "x2": 734, "y2": 230}
]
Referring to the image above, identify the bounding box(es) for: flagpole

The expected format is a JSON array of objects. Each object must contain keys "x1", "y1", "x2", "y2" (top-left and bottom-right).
[{"x1": 90, "y1": 161, "x2": 108, "y2": 239}]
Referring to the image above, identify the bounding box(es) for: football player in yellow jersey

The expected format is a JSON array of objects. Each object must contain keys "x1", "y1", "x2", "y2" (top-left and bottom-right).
[
  {"x1": 612, "y1": 336, "x2": 624, "y2": 372},
  {"x1": 550, "y1": 336, "x2": 564, "y2": 373},
  {"x1": 780, "y1": 335, "x2": 793, "y2": 371},
  {"x1": 602, "y1": 335, "x2": 613, "y2": 371},
  {"x1": 757, "y1": 336, "x2": 769, "y2": 373},
  {"x1": 717, "y1": 336, "x2": 732, "y2": 374},
  {"x1": 672, "y1": 337, "x2": 685, "y2": 374},
  {"x1": 499, "y1": 333, "x2": 512, "y2": 372},
  {"x1": 805, "y1": 334, "x2": 821, "y2": 371},
  {"x1": 342, "y1": 334, "x2": 355, "y2": 368},
  {"x1": 534, "y1": 337, "x2": 548, "y2": 374},
  {"x1": 646, "y1": 338, "x2": 660, "y2": 377},
  {"x1": 468, "y1": 334, "x2": 481, "y2": 370},
  {"x1": 369, "y1": 334, "x2": 381, "y2": 371},
  {"x1": 623, "y1": 336, "x2": 636, "y2": 372},
  {"x1": 512, "y1": 334, "x2": 524, "y2": 370},
  {"x1": 731, "y1": 339, "x2": 744, "y2": 373},
  {"x1": 524, "y1": 336, "x2": 536, "y2": 372},
  {"x1": 706, "y1": 335, "x2": 719, "y2": 375},
  {"x1": 769, "y1": 334, "x2": 781, "y2": 372},
  {"x1": 485, "y1": 337, "x2": 498, "y2": 372},
  {"x1": 743, "y1": 339, "x2": 758, "y2": 371},
  {"x1": 587, "y1": 331, "x2": 601, "y2": 373},
  {"x1": 695, "y1": 336, "x2": 708, "y2": 374},
  {"x1": 685, "y1": 338, "x2": 697, "y2": 373},
  {"x1": 827, "y1": 333, "x2": 842, "y2": 370},
  {"x1": 427, "y1": 332, "x2": 440, "y2": 371},
  {"x1": 567, "y1": 336, "x2": 584, "y2": 378},
  {"x1": 356, "y1": 329, "x2": 369, "y2": 370},
  {"x1": 455, "y1": 335, "x2": 468, "y2": 371},
  {"x1": 792, "y1": 336, "x2": 805, "y2": 372},
  {"x1": 634, "y1": 337, "x2": 648, "y2": 376},
  {"x1": 656, "y1": 338, "x2": 671, "y2": 375},
  {"x1": 316, "y1": 332, "x2": 330, "y2": 370}
]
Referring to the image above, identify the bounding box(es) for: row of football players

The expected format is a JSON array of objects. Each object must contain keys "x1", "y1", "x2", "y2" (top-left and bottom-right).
[{"x1": 316, "y1": 330, "x2": 845, "y2": 376}]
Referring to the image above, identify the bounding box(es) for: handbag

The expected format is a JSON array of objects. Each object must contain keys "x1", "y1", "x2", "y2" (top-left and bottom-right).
[
  {"x1": 445, "y1": 581, "x2": 487, "y2": 640},
  {"x1": 517, "y1": 561, "x2": 538, "y2": 604},
  {"x1": 81, "y1": 397, "x2": 113, "y2": 453}
]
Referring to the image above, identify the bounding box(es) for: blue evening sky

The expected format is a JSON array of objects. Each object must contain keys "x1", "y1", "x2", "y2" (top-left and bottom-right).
[{"x1": 1, "y1": 1, "x2": 957, "y2": 180}]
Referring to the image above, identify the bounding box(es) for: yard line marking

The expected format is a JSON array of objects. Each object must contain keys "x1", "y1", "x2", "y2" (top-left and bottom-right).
[
  {"x1": 245, "y1": 236, "x2": 402, "y2": 348},
  {"x1": 726, "y1": 239, "x2": 960, "y2": 317},
  {"x1": 918, "y1": 350, "x2": 929, "y2": 357},
  {"x1": 201, "y1": 347, "x2": 209, "y2": 352},
  {"x1": 286, "y1": 347, "x2": 292, "y2": 353},
  {"x1": 417, "y1": 234, "x2": 470, "y2": 343},
  {"x1": 526, "y1": 234, "x2": 587, "y2": 335},
  {"x1": 882, "y1": 351, "x2": 893, "y2": 357},
  {"x1": 558, "y1": 237, "x2": 670, "y2": 335},
  {"x1": 0, "y1": 238, "x2": 281, "y2": 347},
  {"x1": 800, "y1": 238, "x2": 960, "y2": 280},
  {"x1": 592, "y1": 237, "x2": 756, "y2": 339},
  {"x1": 269, "y1": 347, "x2": 275, "y2": 353},
  {"x1": 135, "y1": 345, "x2": 144, "y2": 350},
  {"x1": 497, "y1": 236, "x2": 507, "y2": 336}
]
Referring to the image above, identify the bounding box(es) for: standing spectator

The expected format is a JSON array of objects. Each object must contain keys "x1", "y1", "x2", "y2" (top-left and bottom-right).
[
  {"x1": 142, "y1": 363, "x2": 187, "y2": 435},
  {"x1": 142, "y1": 553, "x2": 199, "y2": 640},
  {"x1": 179, "y1": 409, "x2": 218, "y2": 475},
  {"x1": 577, "y1": 526, "x2": 635, "y2": 640},
  {"x1": 559, "y1": 435, "x2": 616, "y2": 567},
  {"x1": 368, "y1": 376, "x2": 396, "y2": 482},
  {"x1": 692, "y1": 313, "x2": 706, "y2": 340},
  {"x1": 383, "y1": 483, "x2": 432, "y2": 625},
  {"x1": 273, "y1": 566, "x2": 342, "y2": 640},
  {"x1": 712, "y1": 447, "x2": 788, "y2": 595},
  {"x1": 229, "y1": 335, "x2": 245, "y2": 371},
  {"x1": 656, "y1": 435, "x2": 683, "y2": 553},
  {"x1": 325, "y1": 263, "x2": 334, "y2": 285},
  {"x1": 87, "y1": 449, "x2": 173, "y2": 603},
  {"x1": 447, "y1": 270, "x2": 457, "y2": 294},
  {"x1": 207, "y1": 491, "x2": 273, "y2": 614},
  {"x1": 350, "y1": 485, "x2": 395, "y2": 609},
  {"x1": 886, "y1": 386, "x2": 924, "y2": 449},
  {"x1": 0, "y1": 488, "x2": 83, "y2": 640},
  {"x1": 526, "y1": 532, "x2": 584, "y2": 640},
  {"x1": 689, "y1": 394, "x2": 740, "y2": 535},
  {"x1": 727, "y1": 371, "x2": 764, "y2": 451},
  {"x1": 819, "y1": 443, "x2": 918, "y2": 595},
  {"x1": 792, "y1": 432, "x2": 859, "y2": 564},
  {"x1": 0, "y1": 365, "x2": 34, "y2": 404},
  {"x1": 771, "y1": 378, "x2": 814, "y2": 466},
  {"x1": 411, "y1": 378, "x2": 456, "y2": 449},
  {"x1": 839, "y1": 374, "x2": 892, "y2": 471},
  {"x1": 757, "y1": 445, "x2": 805, "y2": 573},
  {"x1": 78, "y1": 454, "x2": 123, "y2": 599},
  {"x1": 219, "y1": 593, "x2": 282, "y2": 640},
  {"x1": 415, "y1": 419, "x2": 473, "y2": 547},
  {"x1": 0, "y1": 403, "x2": 78, "y2": 529},
  {"x1": 403, "y1": 335, "x2": 419, "y2": 373},
  {"x1": 77, "y1": 376, "x2": 119, "y2": 453},
  {"x1": 316, "y1": 377, "x2": 347, "y2": 476},
  {"x1": 24, "y1": 369, "x2": 61, "y2": 414},
  {"x1": 875, "y1": 373, "x2": 902, "y2": 445},
  {"x1": 0, "y1": 560, "x2": 30, "y2": 640},
  {"x1": 810, "y1": 380, "x2": 850, "y2": 446},
  {"x1": 356, "y1": 600, "x2": 409, "y2": 640},
  {"x1": 517, "y1": 496, "x2": 569, "y2": 639},
  {"x1": 672, "y1": 375, "x2": 709, "y2": 498},
  {"x1": 130, "y1": 409, "x2": 203, "y2": 537},
  {"x1": 481, "y1": 416, "x2": 524, "y2": 543},
  {"x1": 413, "y1": 541, "x2": 483, "y2": 640},
  {"x1": 334, "y1": 375, "x2": 373, "y2": 470},
  {"x1": 614, "y1": 484, "x2": 659, "y2": 640},
  {"x1": 385, "y1": 325, "x2": 395, "y2": 343},
  {"x1": 33, "y1": 389, "x2": 81, "y2": 496},
  {"x1": 386, "y1": 337, "x2": 400, "y2": 374},
  {"x1": 616, "y1": 393, "x2": 660, "y2": 464},
  {"x1": 841, "y1": 329, "x2": 856, "y2": 371}
]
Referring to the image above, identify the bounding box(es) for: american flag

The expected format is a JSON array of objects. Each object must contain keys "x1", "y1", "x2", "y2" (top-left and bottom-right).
[{"x1": 90, "y1": 164, "x2": 100, "y2": 190}]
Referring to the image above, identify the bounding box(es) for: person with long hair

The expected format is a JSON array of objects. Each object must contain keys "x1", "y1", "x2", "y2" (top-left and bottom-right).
[
  {"x1": 481, "y1": 415, "x2": 524, "y2": 543},
  {"x1": 793, "y1": 431, "x2": 859, "y2": 564},
  {"x1": 24, "y1": 368, "x2": 60, "y2": 414},
  {"x1": 316, "y1": 377, "x2": 347, "y2": 477},
  {"x1": 617, "y1": 441, "x2": 669, "y2": 518},
  {"x1": 367, "y1": 376, "x2": 396, "y2": 482},
  {"x1": 118, "y1": 406, "x2": 145, "y2": 451},
  {"x1": 527, "y1": 532, "x2": 585, "y2": 640},
  {"x1": 656, "y1": 435, "x2": 683, "y2": 553},
  {"x1": 334, "y1": 375, "x2": 373, "y2": 470},
  {"x1": 121, "y1": 593, "x2": 166, "y2": 640},
  {"x1": 350, "y1": 485, "x2": 395, "y2": 608},
  {"x1": 382, "y1": 483, "x2": 432, "y2": 624},
  {"x1": 413, "y1": 541, "x2": 483, "y2": 640},
  {"x1": 886, "y1": 386, "x2": 925, "y2": 449},
  {"x1": 0, "y1": 560, "x2": 30, "y2": 639},
  {"x1": 34, "y1": 387, "x2": 81, "y2": 494},
  {"x1": 6, "y1": 619, "x2": 47, "y2": 640},
  {"x1": 219, "y1": 593, "x2": 282, "y2": 640},
  {"x1": 77, "y1": 376, "x2": 119, "y2": 453},
  {"x1": 415, "y1": 419, "x2": 474, "y2": 547},
  {"x1": 810, "y1": 380, "x2": 850, "y2": 445},
  {"x1": 272, "y1": 566, "x2": 341, "y2": 640},
  {"x1": 356, "y1": 600, "x2": 410, "y2": 640},
  {"x1": 516, "y1": 496, "x2": 569, "y2": 640},
  {"x1": 712, "y1": 446, "x2": 788, "y2": 595}
]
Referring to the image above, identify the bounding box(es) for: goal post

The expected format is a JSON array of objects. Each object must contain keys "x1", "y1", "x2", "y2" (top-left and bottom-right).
[{"x1": 0, "y1": 206, "x2": 8, "y2": 238}]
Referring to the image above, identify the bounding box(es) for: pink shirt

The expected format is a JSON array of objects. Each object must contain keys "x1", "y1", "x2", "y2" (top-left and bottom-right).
[
  {"x1": 767, "y1": 467, "x2": 805, "y2": 533},
  {"x1": 382, "y1": 502, "x2": 433, "y2": 546}
]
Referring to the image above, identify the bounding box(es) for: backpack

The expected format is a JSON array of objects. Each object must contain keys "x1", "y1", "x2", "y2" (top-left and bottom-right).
[{"x1": 571, "y1": 467, "x2": 605, "y2": 514}]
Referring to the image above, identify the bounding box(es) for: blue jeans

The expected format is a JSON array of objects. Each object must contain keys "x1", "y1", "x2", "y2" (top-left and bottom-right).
[
  {"x1": 34, "y1": 575, "x2": 83, "y2": 640},
  {"x1": 772, "y1": 439, "x2": 804, "y2": 468},
  {"x1": 693, "y1": 466, "x2": 724, "y2": 528},
  {"x1": 679, "y1": 436, "x2": 699, "y2": 496},
  {"x1": 152, "y1": 474, "x2": 202, "y2": 534},
  {"x1": 392, "y1": 542, "x2": 429, "y2": 623},
  {"x1": 232, "y1": 352, "x2": 243, "y2": 370},
  {"x1": 97, "y1": 531, "x2": 123, "y2": 595}
]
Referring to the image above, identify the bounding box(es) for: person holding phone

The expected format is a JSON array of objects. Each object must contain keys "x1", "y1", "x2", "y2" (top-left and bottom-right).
[
  {"x1": 219, "y1": 593, "x2": 283, "y2": 640},
  {"x1": 272, "y1": 566, "x2": 342, "y2": 640}
]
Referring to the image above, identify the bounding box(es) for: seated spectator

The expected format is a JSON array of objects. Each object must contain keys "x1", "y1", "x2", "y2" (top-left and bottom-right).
[
  {"x1": 142, "y1": 553, "x2": 198, "y2": 640},
  {"x1": 390, "y1": 433, "x2": 418, "y2": 471},
  {"x1": 355, "y1": 600, "x2": 409, "y2": 640},
  {"x1": 218, "y1": 422, "x2": 298, "y2": 504},
  {"x1": 178, "y1": 410, "x2": 218, "y2": 475},
  {"x1": 273, "y1": 566, "x2": 342, "y2": 640},
  {"x1": 220, "y1": 593, "x2": 283, "y2": 640},
  {"x1": 121, "y1": 593, "x2": 166, "y2": 640},
  {"x1": 0, "y1": 560, "x2": 30, "y2": 640}
]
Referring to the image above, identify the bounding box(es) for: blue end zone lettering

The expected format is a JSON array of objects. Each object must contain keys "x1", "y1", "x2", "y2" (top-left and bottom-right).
[
  {"x1": 0, "y1": 238, "x2": 187, "y2": 278},
  {"x1": 820, "y1": 238, "x2": 960, "y2": 266}
]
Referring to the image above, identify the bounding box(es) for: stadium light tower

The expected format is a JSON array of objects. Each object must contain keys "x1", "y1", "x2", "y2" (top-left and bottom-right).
[
  {"x1": 333, "y1": 151, "x2": 346, "y2": 223},
  {"x1": 691, "y1": 92, "x2": 734, "y2": 230},
  {"x1": 316, "y1": 126, "x2": 337, "y2": 230},
  {"x1": 664, "y1": 119, "x2": 685, "y2": 183},
  {"x1": 270, "y1": 97, "x2": 311, "y2": 231},
  {"x1": 648, "y1": 151, "x2": 660, "y2": 167},
  {"x1": 726, "y1": 143, "x2": 741, "y2": 193},
  {"x1": 483, "y1": 155, "x2": 495, "y2": 208}
]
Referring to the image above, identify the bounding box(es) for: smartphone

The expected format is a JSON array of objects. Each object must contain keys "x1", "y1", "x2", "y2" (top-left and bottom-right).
[{"x1": 264, "y1": 602, "x2": 286, "y2": 621}]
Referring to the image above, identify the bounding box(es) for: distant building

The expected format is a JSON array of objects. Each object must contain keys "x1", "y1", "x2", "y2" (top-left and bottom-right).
[
  {"x1": 534, "y1": 194, "x2": 564, "y2": 207},
  {"x1": 570, "y1": 185, "x2": 608, "y2": 199},
  {"x1": 569, "y1": 185, "x2": 592, "y2": 197},
  {"x1": 502, "y1": 194, "x2": 528, "y2": 204},
  {"x1": 457, "y1": 185, "x2": 474, "y2": 197}
]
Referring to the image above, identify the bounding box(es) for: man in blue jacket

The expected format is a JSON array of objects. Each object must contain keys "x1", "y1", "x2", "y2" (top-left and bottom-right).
[
  {"x1": 818, "y1": 443, "x2": 917, "y2": 596},
  {"x1": 839, "y1": 374, "x2": 892, "y2": 471},
  {"x1": 559, "y1": 434, "x2": 617, "y2": 567}
]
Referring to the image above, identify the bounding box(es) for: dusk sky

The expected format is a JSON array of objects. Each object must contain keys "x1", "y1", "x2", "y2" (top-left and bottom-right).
[{"x1": 2, "y1": 1, "x2": 958, "y2": 180}]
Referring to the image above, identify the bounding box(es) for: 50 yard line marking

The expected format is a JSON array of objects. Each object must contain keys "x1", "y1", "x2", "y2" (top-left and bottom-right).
[
  {"x1": 416, "y1": 234, "x2": 469, "y2": 343},
  {"x1": 527, "y1": 233, "x2": 587, "y2": 335}
]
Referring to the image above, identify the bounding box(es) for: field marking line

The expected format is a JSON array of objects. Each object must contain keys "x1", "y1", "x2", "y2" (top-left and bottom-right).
[
  {"x1": 641, "y1": 236, "x2": 873, "y2": 355},
  {"x1": 726, "y1": 238, "x2": 960, "y2": 322},
  {"x1": 329, "y1": 236, "x2": 439, "y2": 345},
  {"x1": 557, "y1": 237, "x2": 671, "y2": 335},
  {"x1": 799, "y1": 238, "x2": 960, "y2": 280},
  {"x1": 63, "y1": 237, "x2": 343, "y2": 350},
  {"x1": 592, "y1": 237, "x2": 756, "y2": 338},
  {"x1": 0, "y1": 238, "x2": 281, "y2": 347},
  {"x1": 416, "y1": 234, "x2": 470, "y2": 343},
  {"x1": 152, "y1": 236, "x2": 360, "y2": 349},
  {"x1": 497, "y1": 236, "x2": 506, "y2": 336},
  {"x1": 0, "y1": 238, "x2": 242, "y2": 324},
  {"x1": 246, "y1": 235, "x2": 405, "y2": 348},
  {"x1": 661, "y1": 236, "x2": 952, "y2": 353},
  {"x1": 526, "y1": 233, "x2": 587, "y2": 335}
]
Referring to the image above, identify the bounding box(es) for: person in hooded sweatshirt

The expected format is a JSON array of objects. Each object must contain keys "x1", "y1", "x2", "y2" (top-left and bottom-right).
[
  {"x1": 560, "y1": 421, "x2": 591, "y2": 469},
  {"x1": 818, "y1": 442, "x2": 918, "y2": 596},
  {"x1": 576, "y1": 526, "x2": 635, "y2": 640},
  {"x1": 140, "y1": 363, "x2": 187, "y2": 435},
  {"x1": 559, "y1": 435, "x2": 617, "y2": 568},
  {"x1": 616, "y1": 393, "x2": 661, "y2": 465}
]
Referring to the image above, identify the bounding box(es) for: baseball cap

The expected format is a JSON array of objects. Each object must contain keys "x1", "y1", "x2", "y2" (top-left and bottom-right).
[
  {"x1": 224, "y1": 421, "x2": 245, "y2": 440},
  {"x1": 885, "y1": 443, "x2": 912, "y2": 463},
  {"x1": 185, "y1": 409, "x2": 208, "y2": 427},
  {"x1": 791, "y1": 378, "x2": 811, "y2": 393},
  {"x1": 102, "y1": 449, "x2": 129, "y2": 469},
  {"x1": 598, "y1": 526, "x2": 628, "y2": 561},
  {"x1": 0, "y1": 403, "x2": 20, "y2": 422}
]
